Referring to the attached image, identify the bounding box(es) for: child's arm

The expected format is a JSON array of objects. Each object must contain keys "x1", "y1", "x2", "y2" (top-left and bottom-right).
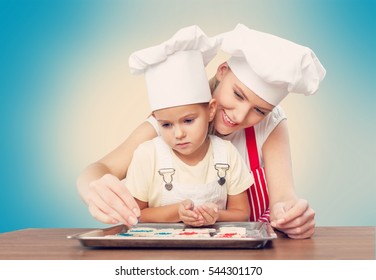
[
  {"x1": 196, "y1": 191, "x2": 250, "y2": 225},
  {"x1": 136, "y1": 199, "x2": 202, "y2": 223},
  {"x1": 135, "y1": 199, "x2": 181, "y2": 223},
  {"x1": 217, "y1": 190, "x2": 250, "y2": 221}
]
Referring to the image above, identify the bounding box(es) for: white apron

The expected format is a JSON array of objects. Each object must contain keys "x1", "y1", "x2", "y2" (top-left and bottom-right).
[{"x1": 153, "y1": 135, "x2": 229, "y2": 210}]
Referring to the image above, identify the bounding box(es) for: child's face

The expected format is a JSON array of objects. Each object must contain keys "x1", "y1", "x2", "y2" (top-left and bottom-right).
[
  {"x1": 153, "y1": 101, "x2": 216, "y2": 163},
  {"x1": 212, "y1": 64, "x2": 275, "y2": 136}
]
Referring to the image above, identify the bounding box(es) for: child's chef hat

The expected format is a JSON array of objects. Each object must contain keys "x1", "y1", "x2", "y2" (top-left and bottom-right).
[
  {"x1": 219, "y1": 24, "x2": 326, "y2": 106},
  {"x1": 129, "y1": 25, "x2": 220, "y2": 111}
]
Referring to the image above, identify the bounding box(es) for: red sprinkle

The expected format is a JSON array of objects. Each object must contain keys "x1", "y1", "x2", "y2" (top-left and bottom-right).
[
  {"x1": 221, "y1": 233, "x2": 237, "y2": 238},
  {"x1": 179, "y1": 231, "x2": 197, "y2": 235}
]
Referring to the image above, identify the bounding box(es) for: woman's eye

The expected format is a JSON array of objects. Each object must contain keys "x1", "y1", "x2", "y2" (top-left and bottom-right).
[
  {"x1": 234, "y1": 91, "x2": 243, "y2": 100},
  {"x1": 255, "y1": 107, "x2": 266, "y2": 116}
]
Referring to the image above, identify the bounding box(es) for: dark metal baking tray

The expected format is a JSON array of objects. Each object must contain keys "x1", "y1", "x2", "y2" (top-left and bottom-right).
[{"x1": 67, "y1": 222, "x2": 277, "y2": 249}]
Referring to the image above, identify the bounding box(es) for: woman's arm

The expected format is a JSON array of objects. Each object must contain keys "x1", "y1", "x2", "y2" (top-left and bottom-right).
[
  {"x1": 263, "y1": 119, "x2": 315, "y2": 238},
  {"x1": 76, "y1": 121, "x2": 158, "y2": 225},
  {"x1": 262, "y1": 119, "x2": 296, "y2": 204}
]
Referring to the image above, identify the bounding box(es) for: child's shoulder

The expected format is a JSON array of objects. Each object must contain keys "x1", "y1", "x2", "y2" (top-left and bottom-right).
[
  {"x1": 209, "y1": 135, "x2": 240, "y2": 162},
  {"x1": 209, "y1": 135, "x2": 236, "y2": 149},
  {"x1": 133, "y1": 138, "x2": 157, "y2": 157}
]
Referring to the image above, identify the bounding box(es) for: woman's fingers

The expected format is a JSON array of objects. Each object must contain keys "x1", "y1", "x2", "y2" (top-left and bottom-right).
[
  {"x1": 87, "y1": 174, "x2": 139, "y2": 226},
  {"x1": 271, "y1": 199, "x2": 316, "y2": 239},
  {"x1": 103, "y1": 174, "x2": 141, "y2": 218}
]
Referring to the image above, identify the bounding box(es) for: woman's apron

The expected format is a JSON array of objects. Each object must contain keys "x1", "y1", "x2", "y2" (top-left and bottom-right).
[
  {"x1": 245, "y1": 127, "x2": 270, "y2": 222},
  {"x1": 154, "y1": 135, "x2": 229, "y2": 209}
]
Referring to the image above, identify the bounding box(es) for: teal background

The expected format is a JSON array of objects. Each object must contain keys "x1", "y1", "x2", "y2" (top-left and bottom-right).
[{"x1": 0, "y1": 0, "x2": 375, "y2": 233}]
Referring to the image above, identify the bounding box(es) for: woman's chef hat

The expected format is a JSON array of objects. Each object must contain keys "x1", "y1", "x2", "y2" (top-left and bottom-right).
[
  {"x1": 218, "y1": 24, "x2": 326, "y2": 106},
  {"x1": 129, "y1": 25, "x2": 221, "y2": 111}
]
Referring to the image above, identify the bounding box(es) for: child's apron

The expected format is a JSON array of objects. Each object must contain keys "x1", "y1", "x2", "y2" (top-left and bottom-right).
[
  {"x1": 245, "y1": 127, "x2": 270, "y2": 222},
  {"x1": 154, "y1": 135, "x2": 229, "y2": 209}
]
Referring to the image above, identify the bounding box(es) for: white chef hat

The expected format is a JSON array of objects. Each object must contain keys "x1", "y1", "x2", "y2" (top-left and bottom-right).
[
  {"x1": 218, "y1": 24, "x2": 326, "y2": 106},
  {"x1": 129, "y1": 25, "x2": 221, "y2": 111}
]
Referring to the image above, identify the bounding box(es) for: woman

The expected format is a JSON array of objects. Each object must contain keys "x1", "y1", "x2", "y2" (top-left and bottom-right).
[{"x1": 77, "y1": 24, "x2": 326, "y2": 239}]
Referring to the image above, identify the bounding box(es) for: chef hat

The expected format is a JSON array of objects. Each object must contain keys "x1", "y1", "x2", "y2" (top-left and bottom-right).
[
  {"x1": 129, "y1": 25, "x2": 221, "y2": 111},
  {"x1": 218, "y1": 24, "x2": 326, "y2": 106}
]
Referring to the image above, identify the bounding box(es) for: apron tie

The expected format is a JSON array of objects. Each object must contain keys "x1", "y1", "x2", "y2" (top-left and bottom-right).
[{"x1": 245, "y1": 127, "x2": 270, "y2": 222}]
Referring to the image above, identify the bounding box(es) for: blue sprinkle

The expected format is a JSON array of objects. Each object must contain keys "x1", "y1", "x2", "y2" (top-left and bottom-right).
[
  {"x1": 118, "y1": 233, "x2": 134, "y2": 236},
  {"x1": 130, "y1": 229, "x2": 153, "y2": 232}
]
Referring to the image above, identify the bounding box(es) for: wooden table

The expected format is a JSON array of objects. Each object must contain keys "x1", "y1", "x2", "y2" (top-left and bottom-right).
[{"x1": 0, "y1": 227, "x2": 374, "y2": 260}]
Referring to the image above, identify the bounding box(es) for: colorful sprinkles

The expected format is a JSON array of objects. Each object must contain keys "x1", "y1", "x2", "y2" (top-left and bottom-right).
[{"x1": 109, "y1": 226, "x2": 247, "y2": 239}]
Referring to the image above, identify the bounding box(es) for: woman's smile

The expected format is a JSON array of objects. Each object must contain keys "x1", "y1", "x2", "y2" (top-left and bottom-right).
[{"x1": 222, "y1": 110, "x2": 237, "y2": 127}]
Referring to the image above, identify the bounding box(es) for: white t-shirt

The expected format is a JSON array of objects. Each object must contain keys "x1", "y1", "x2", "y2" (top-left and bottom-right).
[
  {"x1": 147, "y1": 105, "x2": 286, "y2": 169},
  {"x1": 125, "y1": 138, "x2": 253, "y2": 207}
]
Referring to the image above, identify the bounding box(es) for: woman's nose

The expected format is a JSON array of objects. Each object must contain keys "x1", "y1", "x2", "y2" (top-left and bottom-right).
[{"x1": 234, "y1": 104, "x2": 251, "y2": 124}]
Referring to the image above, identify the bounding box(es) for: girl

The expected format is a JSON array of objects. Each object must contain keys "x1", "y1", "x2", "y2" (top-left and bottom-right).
[{"x1": 125, "y1": 25, "x2": 252, "y2": 226}]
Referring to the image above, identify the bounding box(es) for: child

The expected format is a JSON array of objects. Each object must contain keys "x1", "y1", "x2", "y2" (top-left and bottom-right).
[{"x1": 125, "y1": 26, "x2": 253, "y2": 226}]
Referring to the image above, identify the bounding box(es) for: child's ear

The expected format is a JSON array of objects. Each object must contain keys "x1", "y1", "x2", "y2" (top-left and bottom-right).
[{"x1": 208, "y1": 99, "x2": 217, "y2": 121}]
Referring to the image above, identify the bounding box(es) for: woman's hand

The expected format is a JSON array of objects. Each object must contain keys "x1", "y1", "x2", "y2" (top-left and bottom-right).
[
  {"x1": 270, "y1": 198, "x2": 315, "y2": 239},
  {"x1": 86, "y1": 174, "x2": 140, "y2": 226}
]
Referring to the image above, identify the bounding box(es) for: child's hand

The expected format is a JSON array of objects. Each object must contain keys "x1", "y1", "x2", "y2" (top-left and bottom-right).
[
  {"x1": 178, "y1": 200, "x2": 205, "y2": 226},
  {"x1": 196, "y1": 202, "x2": 219, "y2": 225},
  {"x1": 87, "y1": 174, "x2": 140, "y2": 227}
]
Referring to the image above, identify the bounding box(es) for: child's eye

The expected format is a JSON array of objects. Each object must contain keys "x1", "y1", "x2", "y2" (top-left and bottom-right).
[
  {"x1": 184, "y1": 118, "x2": 194, "y2": 124},
  {"x1": 161, "y1": 123, "x2": 172, "y2": 128}
]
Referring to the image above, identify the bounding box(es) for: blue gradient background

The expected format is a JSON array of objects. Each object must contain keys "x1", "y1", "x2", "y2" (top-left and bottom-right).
[{"x1": 0, "y1": 0, "x2": 375, "y2": 233}]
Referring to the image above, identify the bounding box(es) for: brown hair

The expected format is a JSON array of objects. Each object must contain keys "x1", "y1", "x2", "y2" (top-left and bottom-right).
[{"x1": 209, "y1": 76, "x2": 219, "y2": 94}]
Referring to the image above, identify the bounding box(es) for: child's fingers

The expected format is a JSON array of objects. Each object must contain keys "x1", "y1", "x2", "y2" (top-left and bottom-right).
[
  {"x1": 181, "y1": 215, "x2": 200, "y2": 223},
  {"x1": 197, "y1": 205, "x2": 217, "y2": 224},
  {"x1": 179, "y1": 203, "x2": 199, "y2": 220},
  {"x1": 181, "y1": 211, "x2": 199, "y2": 221},
  {"x1": 181, "y1": 199, "x2": 194, "y2": 211},
  {"x1": 180, "y1": 209, "x2": 204, "y2": 225},
  {"x1": 183, "y1": 219, "x2": 205, "y2": 227}
]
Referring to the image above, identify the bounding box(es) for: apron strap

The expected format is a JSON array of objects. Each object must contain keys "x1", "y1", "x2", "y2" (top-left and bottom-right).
[
  {"x1": 154, "y1": 136, "x2": 173, "y2": 169},
  {"x1": 154, "y1": 137, "x2": 175, "y2": 190},
  {"x1": 210, "y1": 135, "x2": 229, "y2": 186},
  {"x1": 210, "y1": 135, "x2": 227, "y2": 165},
  {"x1": 154, "y1": 136, "x2": 229, "y2": 189},
  {"x1": 245, "y1": 126, "x2": 260, "y2": 169},
  {"x1": 245, "y1": 127, "x2": 270, "y2": 222}
]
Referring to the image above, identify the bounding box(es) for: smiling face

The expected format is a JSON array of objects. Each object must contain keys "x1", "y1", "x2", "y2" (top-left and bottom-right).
[
  {"x1": 153, "y1": 100, "x2": 216, "y2": 165},
  {"x1": 211, "y1": 63, "x2": 275, "y2": 136}
]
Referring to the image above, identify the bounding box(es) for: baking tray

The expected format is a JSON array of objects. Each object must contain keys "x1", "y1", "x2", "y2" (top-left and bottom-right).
[{"x1": 67, "y1": 222, "x2": 277, "y2": 249}]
